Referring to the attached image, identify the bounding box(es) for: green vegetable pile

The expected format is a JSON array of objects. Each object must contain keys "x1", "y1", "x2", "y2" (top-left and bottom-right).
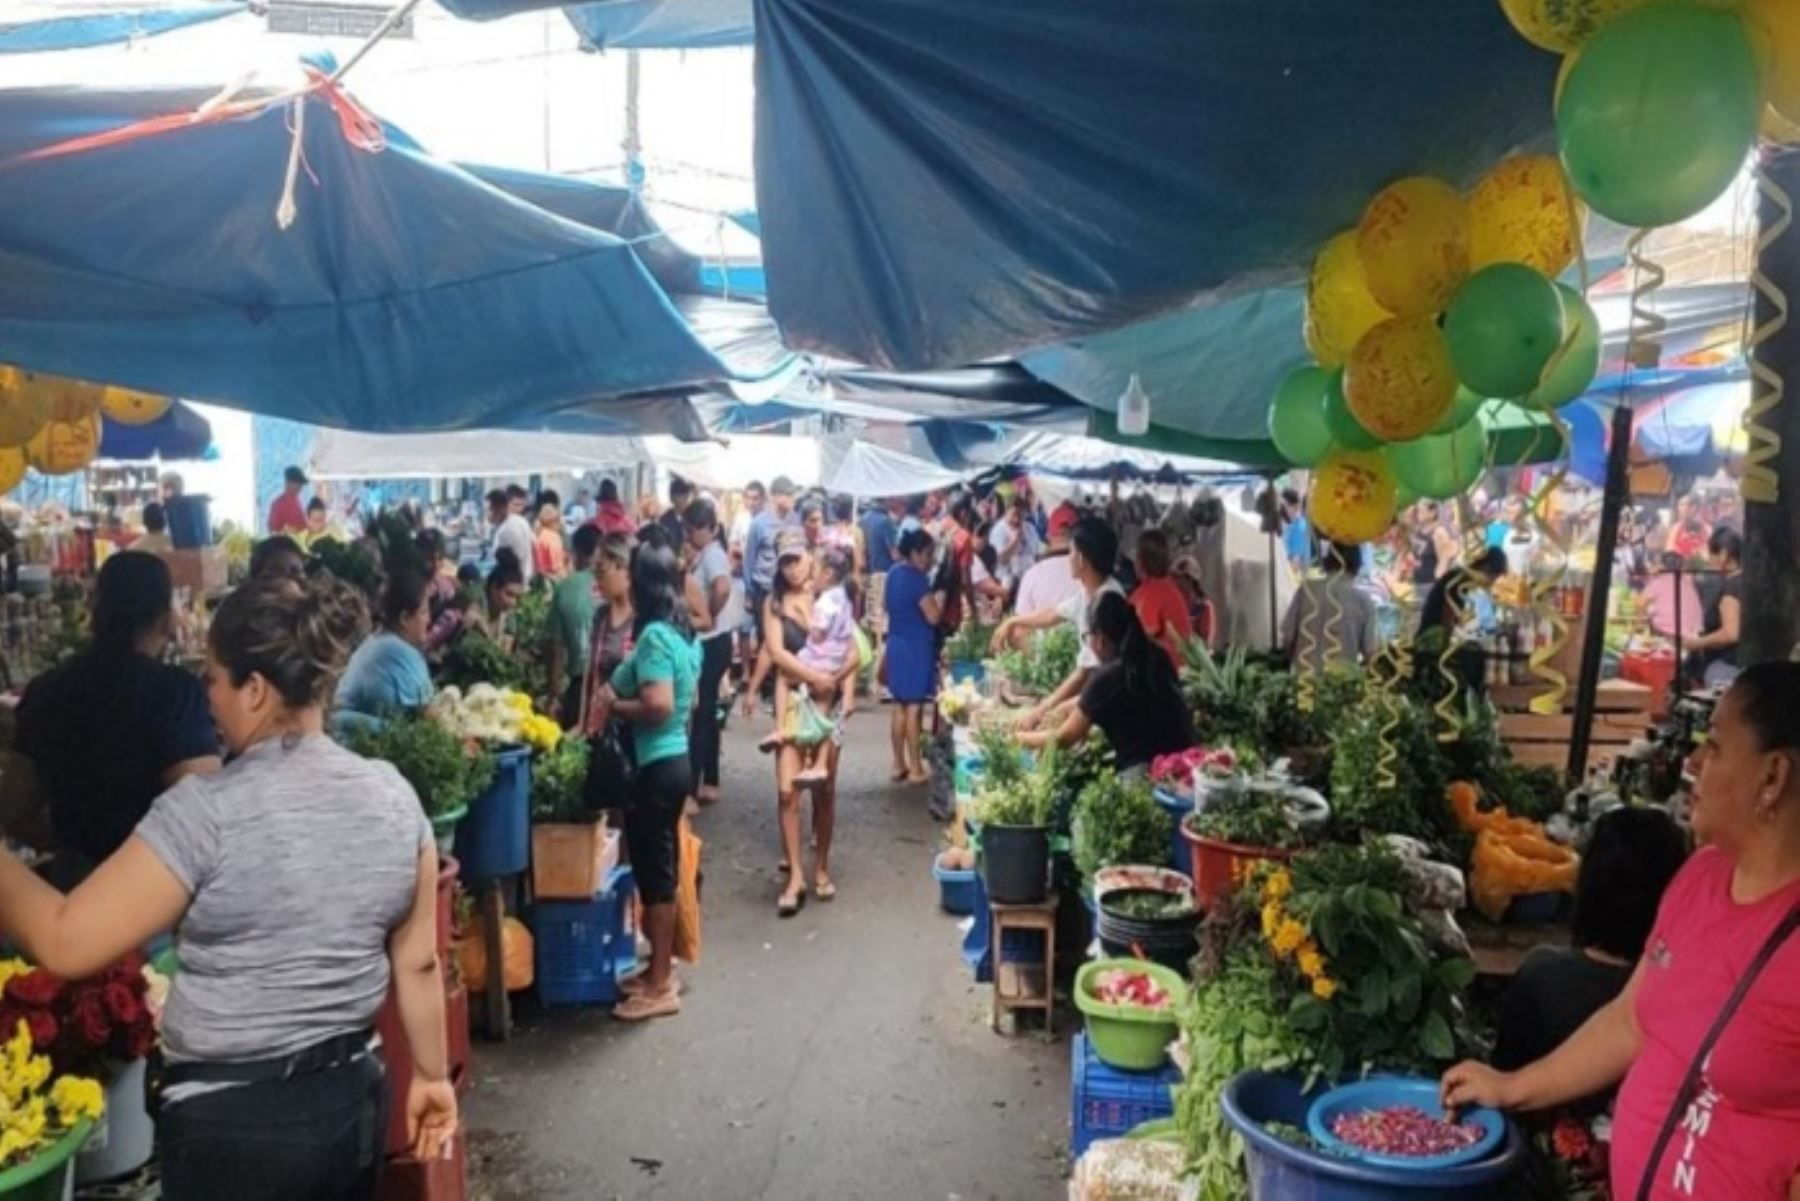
[
  {"x1": 1072, "y1": 770, "x2": 1172, "y2": 883},
  {"x1": 438, "y1": 630, "x2": 526, "y2": 692},
  {"x1": 529, "y1": 736, "x2": 591, "y2": 823},
  {"x1": 942, "y1": 619, "x2": 997, "y2": 666},
  {"x1": 1186, "y1": 783, "x2": 1307, "y2": 851},
  {"x1": 344, "y1": 714, "x2": 497, "y2": 820},
  {"x1": 997, "y1": 623, "x2": 1079, "y2": 696}
]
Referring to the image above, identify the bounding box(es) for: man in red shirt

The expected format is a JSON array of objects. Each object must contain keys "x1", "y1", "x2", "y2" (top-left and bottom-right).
[
  {"x1": 1129, "y1": 529, "x2": 1193, "y2": 665},
  {"x1": 266, "y1": 465, "x2": 308, "y2": 536}
]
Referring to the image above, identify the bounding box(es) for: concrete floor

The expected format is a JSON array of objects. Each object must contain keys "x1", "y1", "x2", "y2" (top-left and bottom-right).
[{"x1": 464, "y1": 713, "x2": 1071, "y2": 1201}]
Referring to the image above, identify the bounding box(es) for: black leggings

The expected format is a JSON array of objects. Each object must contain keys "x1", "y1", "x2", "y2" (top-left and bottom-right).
[
  {"x1": 159, "y1": 1052, "x2": 386, "y2": 1201},
  {"x1": 689, "y1": 634, "x2": 733, "y2": 788},
  {"x1": 625, "y1": 755, "x2": 692, "y2": 904}
]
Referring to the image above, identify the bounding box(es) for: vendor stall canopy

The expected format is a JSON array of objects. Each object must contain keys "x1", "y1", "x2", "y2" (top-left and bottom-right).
[
  {"x1": 0, "y1": 84, "x2": 760, "y2": 432},
  {"x1": 0, "y1": 2, "x2": 248, "y2": 54}
]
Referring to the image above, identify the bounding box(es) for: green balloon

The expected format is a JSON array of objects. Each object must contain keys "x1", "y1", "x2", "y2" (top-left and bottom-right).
[
  {"x1": 1445, "y1": 263, "x2": 1564, "y2": 399},
  {"x1": 1434, "y1": 386, "x2": 1486, "y2": 435},
  {"x1": 1525, "y1": 284, "x2": 1602, "y2": 410},
  {"x1": 1388, "y1": 416, "x2": 1489, "y2": 501},
  {"x1": 1324, "y1": 370, "x2": 1382, "y2": 451},
  {"x1": 1557, "y1": 1, "x2": 1761, "y2": 228},
  {"x1": 1268, "y1": 366, "x2": 1335, "y2": 466},
  {"x1": 1394, "y1": 476, "x2": 1420, "y2": 510}
]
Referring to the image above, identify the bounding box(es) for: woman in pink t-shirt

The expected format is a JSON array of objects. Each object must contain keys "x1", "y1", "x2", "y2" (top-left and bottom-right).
[{"x1": 1444, "y1": 660, "x2": 1800, "y2": 1201}]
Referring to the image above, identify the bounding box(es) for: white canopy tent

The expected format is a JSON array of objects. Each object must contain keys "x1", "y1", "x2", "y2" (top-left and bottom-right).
[
  {"x1": 309, "y1": 429, "x2": 646, "y2": 480},
  {"x1": 641, "y1": 433, "x2": 970, "y2": 497}
]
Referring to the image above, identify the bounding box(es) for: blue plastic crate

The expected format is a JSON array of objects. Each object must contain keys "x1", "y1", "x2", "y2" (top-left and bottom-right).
[
  {"x1": 455, "y1": 748, "x2": 531, "y2": 880},
  {"x1": 948, "y1": 661, "x2": 986, "y2": 686},
  {"x1": 531, "y1": 866, "x2": 636, "y2": 1006},
  {"x1": 1070, "y1": 1031, "x2": 1181, "y2": 1157}
]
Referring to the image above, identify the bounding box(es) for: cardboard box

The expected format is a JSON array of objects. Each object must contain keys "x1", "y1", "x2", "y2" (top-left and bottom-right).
[{"x1": 164, "y1": 546, "x2": 227, "y2": 597}]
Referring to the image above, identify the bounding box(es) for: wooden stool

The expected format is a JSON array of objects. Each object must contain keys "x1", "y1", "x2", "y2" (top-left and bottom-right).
[{"x1": 989, "y1": 897, "x2": 1058, "y2": 1034}]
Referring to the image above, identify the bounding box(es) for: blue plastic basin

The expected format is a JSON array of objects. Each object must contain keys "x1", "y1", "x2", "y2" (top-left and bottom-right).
[
  {"x1": 1222, "y1": 1071, "x2": 1520, "y2": 1200},
  {"x1": 1307, "y1": 1077, "x2": 1504, "y2": 1170},
  {"x1": 932, "y1": 856, "x2": 977, "y2": 915},
  {"x1": 1152, "y1": 788, "x2": 1191, "y2": 870}
]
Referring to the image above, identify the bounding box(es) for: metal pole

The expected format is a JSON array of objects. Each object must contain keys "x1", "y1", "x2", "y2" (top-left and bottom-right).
[{"x1": 1567, "y1": 403, "x2": 1634, "y2": 779}]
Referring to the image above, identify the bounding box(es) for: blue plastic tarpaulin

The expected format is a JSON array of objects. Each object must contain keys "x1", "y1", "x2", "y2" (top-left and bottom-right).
[
  {"x1": 0, "y1": 85, "x2": 728, "y2": 431},
  {"x1": 565, "y1": 0, "x2": 752, "y2": 49},
  {"x1": 0, "y1": 3, "x2": 244, "y2": 53},
  {"x1": 752, "y1": 0, "x2": 1557, "y2": 371},
  {"x1": 97, "y1": 400, "x2": 214, "y2": 461}
]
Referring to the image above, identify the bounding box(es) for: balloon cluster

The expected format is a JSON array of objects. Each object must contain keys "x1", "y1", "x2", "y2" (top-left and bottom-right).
[
  {"x1": 0, "y1": 367, "x2": 172, "y2": 494},
  {"x1": 1526, "y1": 0, "x2": 1795, "y2": 222},
  {"x1": 1272, "y1": 157, "x2": 1596, "y2": 545}
]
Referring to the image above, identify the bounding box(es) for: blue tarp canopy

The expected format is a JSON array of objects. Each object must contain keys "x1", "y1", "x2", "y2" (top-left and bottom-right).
[
  {"x1": 97, "y1": 400, "x2": 214, "y2": 461},
  {"x1": 753, "y1": 0, "x2": 1557, "y2": 371},
  {"x1": 565, "y1": 0, "x2": 752, "y2": 49},
  {"x1": 0, "y1": 85, "x2": 730, "y2": 431},
  {"x1": 0, "y1": 3, "x2": 244, "y2": 54}
]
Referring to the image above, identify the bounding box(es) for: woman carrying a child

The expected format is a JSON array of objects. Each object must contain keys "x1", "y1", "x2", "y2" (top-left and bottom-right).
[{"x1": 745, "y1": 534, "x2": 860, "y2": 916}]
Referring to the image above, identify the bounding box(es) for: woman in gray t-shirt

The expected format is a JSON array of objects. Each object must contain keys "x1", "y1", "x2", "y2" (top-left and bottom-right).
[{"x1": 0, "y1": 575, "x2": 456, "y2": 1201}]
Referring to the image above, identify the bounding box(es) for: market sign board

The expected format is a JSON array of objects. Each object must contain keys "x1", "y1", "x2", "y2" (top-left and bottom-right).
[{"x1": 267, "y1": 1, "x2": 412, "y2": 39}]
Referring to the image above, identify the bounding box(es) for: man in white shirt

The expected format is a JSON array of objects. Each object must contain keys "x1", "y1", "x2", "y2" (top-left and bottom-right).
[
  {"x1": 486, "y1": 487, "x2": 536, "y2": 582},
  {"x1": 1012, "y1": 502, "x2": 1083, "y2": 618},
  {"x1": 991, "y1": 513, "x2": 1121, "y2": 726},
  {"x1": 990, "y1": 494, "x2": 1040, "y2": 586}
]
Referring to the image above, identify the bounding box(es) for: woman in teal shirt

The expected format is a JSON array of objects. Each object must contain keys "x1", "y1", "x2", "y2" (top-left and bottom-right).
[
  {"x1": 592, "y1": 541, "x2": 699, "y2": 1021},
  {"x1": 334, "y1": 570, "x2": 434, "y2": 733}
]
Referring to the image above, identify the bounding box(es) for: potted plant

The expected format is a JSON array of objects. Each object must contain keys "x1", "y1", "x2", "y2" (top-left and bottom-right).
[
  {"x1": 969, "y1": 752, "x2": 1059, "y2": 905},
  {"x1": 942, "y1": 620, "x2": 995, "y2": 685},
  {"x1": 0, "y1": 955, "x2": 156, "y2": 1185},
  {"x1": 0, "y1": 1013, "x2": 104, "y2": 1200},
  {"x1": 996, "y1": 624, "x2": 1078, "y2": 701},
  {"x1": 428, "y1": 685, "x2": 557, "y2": 881},
  {"x1": 530, "y1": 738, "x2": 616, "y2": 900},
  {"x1": 1180, "y1": 779, "x2": 1310, "y2": 909}
]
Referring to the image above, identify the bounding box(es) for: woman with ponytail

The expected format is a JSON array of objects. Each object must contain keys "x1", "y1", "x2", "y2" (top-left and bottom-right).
[
  {"x1": 1018, "y1": 590, "x2": 1195, "y2": 773},
  {"x1": 13, "y1": 551, "x2": 221, "y2": 883},
  {"x1": 0, "y1": 575, "x2": 457, "y2": 1198}
]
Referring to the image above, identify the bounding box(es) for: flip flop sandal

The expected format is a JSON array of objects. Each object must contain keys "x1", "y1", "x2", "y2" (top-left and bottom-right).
[
  {"x1": 613, "y1": 988, "x2": 681, "y2": 1021},
  {"x1": 814, "y1": 880, "x2": 837, "y2": 902},
  {"x1": 777, "y1": 891, "x2": 806, "y2": 918}
]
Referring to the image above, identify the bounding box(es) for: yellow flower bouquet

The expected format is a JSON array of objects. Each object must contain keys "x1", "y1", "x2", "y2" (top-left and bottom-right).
[{"x1": 0, "y1": 1020, "x2": 102, "y2": 1175}]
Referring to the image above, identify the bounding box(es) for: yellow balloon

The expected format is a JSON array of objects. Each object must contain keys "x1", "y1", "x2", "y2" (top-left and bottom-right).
[
  {"x1": 0, "y1": 447, "x2": 24, "y2": 495},
  {"x1": 0, "y1": 367, "x2": 51, "y2": 447},
  {"x1": 35, "y1": 373, "x2": 102, "y2": 423},
  {"x1": 1467, "y1": 155, "x2": 1582, "y2": 277},
  {"x1": 26, "y1": 414, "x2": 102, "y2": 476},
  {"x1": 1742, "y1": 0, "x2": 1800, "y2": 125},
  {"x1": 1343, "y1": 316, "x2": 1459, "y2": 442},
  {"x1": 1499, "y1": 0, "x2": 1652, "y2": 53},
  {"x1": 100, "y1": 386, "x2": 173, "y2": 426},
  {"x1": 1308, "y1": 449, "x2": 1399, "y2": 545},
  {"x1": 1356, "y1": 177, "x2": 1470, "y2": 318},
  {"x1": 1304, "y1": 230, "x2": 1391, "y2": 368}
]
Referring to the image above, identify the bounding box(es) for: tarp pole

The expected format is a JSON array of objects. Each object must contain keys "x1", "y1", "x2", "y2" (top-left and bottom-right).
[
  {"x1": 1743, "y1": 146, "x2": 1800, "y2": 662},
  {"x1": 1567, "y1": 402, "x2": 1634, "y2": 779}
]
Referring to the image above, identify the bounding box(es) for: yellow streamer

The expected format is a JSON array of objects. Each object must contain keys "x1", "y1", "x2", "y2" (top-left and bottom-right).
[
  {"x1": 1743, "y1": 166, "x2": 1792, "y2": 505},
  {"x1": 1525, "y1": 412, "x2": 1574, "y2": 717},
  {"x1": 1370, "y1": 641, "x2": 1402, "y2": 791},
  {"x1": 1623, "y1": 229, "x2": 1666, "y2": 371},
  {"x1": 1295, "y1": 566, "x2": 1319, "y2": 714}
]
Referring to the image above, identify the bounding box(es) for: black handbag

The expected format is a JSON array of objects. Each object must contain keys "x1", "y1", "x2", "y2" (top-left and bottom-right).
[
  {"x1": 1634, "y1": 901, "x2": 1800, "y2": 1200},
  {"x1": 582, "y1": 720, "x2": 637, "y2": 814}
]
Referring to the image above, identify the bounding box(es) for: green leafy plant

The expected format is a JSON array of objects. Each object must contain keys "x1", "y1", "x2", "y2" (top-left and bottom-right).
[
  {"x1": 344, "y1": 714, "x2": 497, "y2": 820},
  {"x1": 998, "y1": 623, "x2": 1079, "y2": 695},
  {"x1": 1072, "y1": 770, "x2": 1173, "y2": 882},
  {"x1": 530, "y1": 736, "x2": 591, "y2": 823},
  {"x1": 970, "y1": 739, "x2": 1063, "y2": 828},
  {"x1": 308, "y1": 537, "x2": 382, "y2": 599},
  {"x1": 438, "y1": 631, "x2": 526, "y2": 692},
  {"x1": 973, "y1": 726, "x2": 1030, "y2": 792},
  {"x1": 1186, "y1": 782, "x2": 1307, "y2": 850},
  {"x1": 942, "y1": 619, "x2": 997, "y2": 665}
]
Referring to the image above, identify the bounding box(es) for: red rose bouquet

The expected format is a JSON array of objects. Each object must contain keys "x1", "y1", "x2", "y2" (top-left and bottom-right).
[{"x1": 0, "y1": 951, "x2": 158, "y2": 1077}]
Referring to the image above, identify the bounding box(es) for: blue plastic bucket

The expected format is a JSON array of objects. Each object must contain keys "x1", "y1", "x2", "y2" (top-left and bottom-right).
[
  {"x1": 933, "y1": 856, "x2": 977, "y2": 915},
  {"x1": 1222, "y1": 1071, "x2": 1520, "y2": 1200},
  {"x1": 455, "y1": 748, "x2": 531, "y2": 880},
  {"x1": 948, "y1": 661, "x2": 986, "y2": 686},
  {"x1": 1153, "y1": 788, "x2": 1191, "y2": 870}
]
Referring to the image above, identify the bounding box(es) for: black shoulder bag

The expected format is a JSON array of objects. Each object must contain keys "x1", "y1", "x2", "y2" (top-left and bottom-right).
[
  {"x1": 582, "y1": 720, "x2": 637, "y2": 814},
  {"x1": 1634, "y1": 902, "x2": 1800, "y2": 1201}
]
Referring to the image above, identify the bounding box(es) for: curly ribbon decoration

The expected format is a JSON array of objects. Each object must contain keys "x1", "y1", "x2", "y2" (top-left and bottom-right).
[
  {"x1": 1743, "y1": 166, "x2": 1793, "y2": 505},
  {"x1": 1295, "y1": 566, "x2": 1319, "y2": 714},
  {"x1": 1373, "y1": 636, "x2": 1413, "y2": 790},
  {"x1": 1524, "y1": 411, "x2": 1575, "y2": 717},
  {"x1": 1623, "y1": 228, "x2": 1667, "y2": 372}
]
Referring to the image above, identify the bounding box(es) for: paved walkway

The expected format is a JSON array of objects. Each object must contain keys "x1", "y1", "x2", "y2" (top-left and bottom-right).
[{"x1": 465, "y1": 713, "x2": 1070, "y2": 1201}]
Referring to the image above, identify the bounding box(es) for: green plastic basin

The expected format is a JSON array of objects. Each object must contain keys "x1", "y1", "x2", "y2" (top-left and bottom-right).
[
  {"x1": 1074, "y1": 958, "x2": 1189, "y2": 1071},
  {"x1": 0, "y1": 1120, "x2": 93, "y2": 1200}
]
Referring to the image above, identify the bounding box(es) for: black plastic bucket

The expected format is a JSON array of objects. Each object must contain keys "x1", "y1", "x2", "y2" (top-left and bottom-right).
[
  {"x1": 979, "y1": 825, "x2": 1051, "y2": 904},
  {"x1": 1096, "y1": 888, "x2": 1201, "y2": 973}
]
